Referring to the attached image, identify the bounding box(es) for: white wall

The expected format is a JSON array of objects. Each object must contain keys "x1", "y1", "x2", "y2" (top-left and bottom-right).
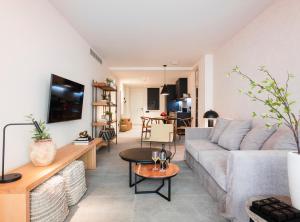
[
  {"x1": 214, "y1": 0, "x2": 300, "y2": 119},
  {"x1": 0, "y1": 0, "x2": 110, "y2": 171},
  {"x1": 188, "y1": 72, "x2": 195, "y2": 126},
  {"x1": 129, "y1": 87, "x2": 166, "y2": 124},
  {"x1": 196, "y1": 54, "x2": 214, "y2": 127}
]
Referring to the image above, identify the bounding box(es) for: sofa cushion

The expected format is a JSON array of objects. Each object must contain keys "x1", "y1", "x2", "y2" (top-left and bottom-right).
[
  {"x1": 211, "y1": 118, "x2": 231, "y2": 143},
  {"x1": 262, "y1": 127, "x2": 297, "y2": 150},
  {"x1": 198, "y1": 150, "x2": 229, "y2": 191},
  {"x1": 185, "y1": 139, "x2": 223, "y2": 162},
  {"x1": 240, "y1": 125, "x2": 277, "y2": 150},
  {"x1": 218, "y1": 120, "x2": 251, "y2": 150}
]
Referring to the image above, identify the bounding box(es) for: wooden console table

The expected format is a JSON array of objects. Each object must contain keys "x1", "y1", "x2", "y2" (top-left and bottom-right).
[{"x1": 0, "y1": 138, "x2": 103, "y2": 222}]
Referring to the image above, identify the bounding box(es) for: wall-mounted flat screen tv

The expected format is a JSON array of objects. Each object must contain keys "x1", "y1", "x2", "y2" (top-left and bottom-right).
[{"x1": 48, "y1": 74, "x2": 84, "y2": 123}]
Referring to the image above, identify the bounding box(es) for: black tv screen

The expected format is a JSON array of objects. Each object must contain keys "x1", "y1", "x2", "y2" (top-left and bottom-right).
[{"x1": 48, "y1": 74, "x2": 84, "y2": 123}]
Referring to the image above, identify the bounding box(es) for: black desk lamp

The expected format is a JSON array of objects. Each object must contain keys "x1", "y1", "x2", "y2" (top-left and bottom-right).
[
  {"x1": 203, "y1": 110, "x2": 219, "y2": 127},
  {"x1": 0, "y1": 120, "x2": 42, "y2": 183}
]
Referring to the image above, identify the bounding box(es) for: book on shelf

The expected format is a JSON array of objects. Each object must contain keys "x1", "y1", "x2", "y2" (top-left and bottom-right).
[{"x1": 73, "y1": 137, "x2": 94, "y2": 145}]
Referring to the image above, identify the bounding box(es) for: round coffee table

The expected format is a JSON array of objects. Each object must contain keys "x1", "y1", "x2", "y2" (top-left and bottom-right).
[
  {"x1": 119, "y1": 148, "x2": 172, "y2": 187},
  {"x1": 134, "y1": 163, "x2": 180, "y2": 201}
]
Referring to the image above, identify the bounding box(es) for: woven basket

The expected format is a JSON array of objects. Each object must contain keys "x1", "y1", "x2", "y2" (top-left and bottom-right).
[
  {"x1": 59, "y1": 160, "x2": 87, "y2": 206},
  {"x1": 30, "y1": 175, "x2": 69, "y2": 222}
]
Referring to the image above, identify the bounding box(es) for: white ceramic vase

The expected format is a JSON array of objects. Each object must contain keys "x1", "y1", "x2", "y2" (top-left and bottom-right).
[
  {"x1": 288, "y1": 151, "x2": 300, "y2": 209},
  {"x1": 30, "y1": 139, "x2": 56, "y2": 166}
]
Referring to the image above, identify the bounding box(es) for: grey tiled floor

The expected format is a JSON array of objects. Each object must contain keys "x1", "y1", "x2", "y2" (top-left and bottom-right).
[{"x1": 66, "y1": 126, "x2": 227, "y2": 222}]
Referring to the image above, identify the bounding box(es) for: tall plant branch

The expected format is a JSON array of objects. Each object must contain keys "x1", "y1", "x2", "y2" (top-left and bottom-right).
[{"x1": 230, "y1": 66, "x2": 300, "y2": 154}]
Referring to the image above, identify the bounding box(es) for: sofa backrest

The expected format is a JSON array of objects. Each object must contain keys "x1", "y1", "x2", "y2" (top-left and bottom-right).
[{"x1": 261, "y1": 127, "x2": 297, "y2": 150}]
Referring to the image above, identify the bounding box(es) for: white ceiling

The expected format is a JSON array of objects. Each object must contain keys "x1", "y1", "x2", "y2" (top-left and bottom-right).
[
  {"x1": 49, "y1": 0, "x2": 275, "y2": 67},
  {"x1": 113, "y1": 70, "x2": 191, "y2": 87}
]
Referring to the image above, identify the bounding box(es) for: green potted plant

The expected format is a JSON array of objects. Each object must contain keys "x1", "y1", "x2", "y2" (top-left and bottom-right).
[
  {"x1": 27, "y1": 115, "x2": 56, "y2": 166},
  {"x1": 105, "y1": 111, "x2": 113, "y2": 121},
  {"x1": 106, "y1": 78, "x2": 115, "y2": 87},
  {"x1": 229, "y1": 66, "x2": 300, "y2": 209}
]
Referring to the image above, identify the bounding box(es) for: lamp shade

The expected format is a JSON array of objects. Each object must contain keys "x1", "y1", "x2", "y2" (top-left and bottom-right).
[
  {"x1": 161, "y1": 84, "x2": 169, "y2": 95},
  {"x1": 203, "y1": 110, "x2": 219, "y2": 119}
]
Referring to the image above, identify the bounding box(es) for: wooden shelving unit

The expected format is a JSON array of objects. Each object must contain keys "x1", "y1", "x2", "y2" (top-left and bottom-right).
[{"x1": 92, "y1": 80, "x2": 118, "y2": 146}]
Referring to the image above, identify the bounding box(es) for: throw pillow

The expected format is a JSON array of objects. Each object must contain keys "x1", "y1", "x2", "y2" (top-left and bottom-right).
[
  {"x1": 218, "y1": 120, "x2": 252, "y2": 150},
  {"x1": 240, "y1": 125, "x2": 277, "y2": 150},
  {"x1": 210, "y1": 118, "x2": 231, "y2": 143},
  {"x1": 262, "y1": 127, "x2": 297, "y2": 150}
]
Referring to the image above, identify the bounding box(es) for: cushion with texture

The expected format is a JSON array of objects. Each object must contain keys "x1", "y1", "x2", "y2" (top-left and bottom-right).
[
  {"x1": 240, "y1": 125, "x2": 277, "y2": 150},
  {"x1": 211, "y1": 118, "x2": 231, "y2": 143},
  {"x1": 198, "y1": 149, "x2": 229, "y2": 191},
  {"x1": 262, "y1": 127, "x2": 297, "y2": 150},
  {"x1": 218, "y1": 120, "x2": 251, "y2": 150},
  {"x1": 185, "y1": 139, "x2": 224, "y2": 162}
]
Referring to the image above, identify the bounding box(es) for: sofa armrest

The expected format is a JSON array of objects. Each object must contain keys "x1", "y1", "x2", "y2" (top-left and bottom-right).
[
  {"x1": 185, "y1": 127, "x2": 212, "y2": 140},
  {"x1": 225, "y1": 150, "x2": 289, "y2": 222}
]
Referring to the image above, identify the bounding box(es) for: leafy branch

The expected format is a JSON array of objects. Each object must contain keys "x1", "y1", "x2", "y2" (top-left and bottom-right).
[
  {"x1": 26, "y1": 114, "x2": 51, "y2": 141},
  {"x1": 228, "y1": 66, "x2": 300, "y2": 153}
]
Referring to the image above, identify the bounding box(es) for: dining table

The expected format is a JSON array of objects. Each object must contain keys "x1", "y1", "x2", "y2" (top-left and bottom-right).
[{"x1": 147, "y1": 116, "x2": 177, "y2": 124}]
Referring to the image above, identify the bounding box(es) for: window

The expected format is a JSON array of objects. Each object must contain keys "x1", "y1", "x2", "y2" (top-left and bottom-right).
[{"x1": 147, "y1": 88, "x2": 159, "y2": 110}]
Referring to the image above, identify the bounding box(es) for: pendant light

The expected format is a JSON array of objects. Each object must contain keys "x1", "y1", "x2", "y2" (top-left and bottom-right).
[{"x1": 161, "y1": 65, "x2": 169, "y2": 95}]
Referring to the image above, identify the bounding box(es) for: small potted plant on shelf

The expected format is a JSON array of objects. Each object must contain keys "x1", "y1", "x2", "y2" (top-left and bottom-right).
[
  {"x1": 27, "y1": 114, "x2": 56, "y2": 166},
  {"x1": 106, "y1": 78, "x2": 115, "y2": 87},
  {"x1": 229, "y1": 66, "x2": 300, "y2": 209},
  {"x1": 105, "y1": 111, "x2": 113, "y2": 122}
]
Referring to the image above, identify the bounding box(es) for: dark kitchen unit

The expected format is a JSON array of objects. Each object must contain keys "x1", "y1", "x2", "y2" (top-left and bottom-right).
[
  {"x1": 166, "y1": 78, "x2": 191, "y2": 127},
  {"x1": 176, "y1": 78, "x2": 188, "y2": 98}
]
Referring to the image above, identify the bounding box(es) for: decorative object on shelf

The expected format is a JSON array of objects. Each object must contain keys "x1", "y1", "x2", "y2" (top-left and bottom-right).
[
  {"x1": 106, "y1": 78, "x2": 115, "y2": 87},
  {"x1": 30, "y1": 175, "x2": 69, "y2": 222},
  {"x1": 79, "y1": 130, "x2": 88, "y2": 138},
  {"x1": 27, "y1": 114, "x2": 56, "y2": 167},
  {"x1": 203, "y1": 110, "x2": 219, "y2": 127},
  {"x1": 105, "y1": 111, "x2": 113, "y2": 121},
  {"x1": 161, "y1": 65, "x2": 169, "y2": 95},
  {"x1": 99, "y1": 128, "x2": 116, "y2": 142},
  {"x1": 230, "y1": 66, "x2": 300, "y2": 209},
  {"x1": 0, "y1": 117, "x2": 43, "y2": 183},
  {"x1": 73, "y1": 131, "x2": 93, "y2": 145}
]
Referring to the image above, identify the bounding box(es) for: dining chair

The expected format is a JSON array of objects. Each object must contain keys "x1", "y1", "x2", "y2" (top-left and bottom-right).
[
  {"x1": 176, "y1": 117, "x2": 193, "y2": 140},
  {"x1": 140, "y1": 116, "x2": 151, "y2": 145},
  {"x1": 142, "y1": 124, "x2": 176, "y2": 158}
]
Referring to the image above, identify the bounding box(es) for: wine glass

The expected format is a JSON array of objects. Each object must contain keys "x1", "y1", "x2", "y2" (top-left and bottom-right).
[
  {"x1": 159, "y1": 152, "x2": 167, "y2": 172},
  {"x1": 152, "y1": 151, "x2": 159, "y2": 171}
]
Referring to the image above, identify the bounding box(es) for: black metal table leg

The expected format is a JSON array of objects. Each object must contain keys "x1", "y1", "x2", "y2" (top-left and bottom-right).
[
  {"x1": 129, "y1": 162, "x2": 145, "y2": 187},
  {"x1": 129, "y1": 162, "x2": 132, "y2": 187},
  {"x1": 134, "y1": 176, "x2": 172, "y2": 201},
  {"x1": 168, "y1": 178, "x2": 171, "y2": 201},
  {"x1": 134, "y1": 172, "x2": 137, "y2": 193}
]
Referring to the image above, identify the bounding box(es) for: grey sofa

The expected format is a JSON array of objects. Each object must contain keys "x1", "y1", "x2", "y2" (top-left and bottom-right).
[{"x1": 185, "y1": 127, "x2": 290, "y2": 222}]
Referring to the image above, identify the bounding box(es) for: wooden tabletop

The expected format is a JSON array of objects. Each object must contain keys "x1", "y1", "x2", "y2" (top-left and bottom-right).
[
  {"x1": 245, "y1": 196, "x2": 291, "y2": 222},
  {"x1": 134, "y1": 163, "x2": 180, "y2": 179}
]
